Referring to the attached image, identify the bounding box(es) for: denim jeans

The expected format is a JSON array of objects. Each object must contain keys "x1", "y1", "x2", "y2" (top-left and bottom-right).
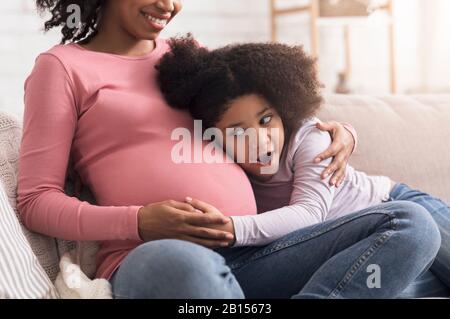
[
  {"x1": 387, "y1": 183, "x2": 450, "y2": 297},
  {"x1": 110, "y1": 200, "x2": 441, "y2": 299}
]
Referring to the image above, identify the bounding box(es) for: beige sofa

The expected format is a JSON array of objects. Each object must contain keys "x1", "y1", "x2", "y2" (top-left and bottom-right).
[
  {"x1": 319, "y1": 94, "x2": 450, "y2": 204},
  {"x1": 1, "y1": 94, "x2": 449, "y2": 298}
]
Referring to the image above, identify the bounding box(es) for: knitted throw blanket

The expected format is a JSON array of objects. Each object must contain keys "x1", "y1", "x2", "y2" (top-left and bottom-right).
[{"x1": 0, "y1": 111, "x2": 112, "y2": 299}]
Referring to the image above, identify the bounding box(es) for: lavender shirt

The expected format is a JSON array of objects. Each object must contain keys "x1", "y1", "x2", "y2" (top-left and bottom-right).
[{"x1": 231, "y1": 118, "x2": 393, "y2": 247}]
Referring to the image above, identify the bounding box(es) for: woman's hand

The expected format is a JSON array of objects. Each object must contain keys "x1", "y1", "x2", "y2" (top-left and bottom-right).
[
  {"x1": 314, "y1": 121, "x2": 356, "y2": 187},
  {"x1": 137, "y1": 200, "x2": 235, "y2": 248},
  {"x1": 185, "y1": 197, "x2": 236, "y2": 247}
]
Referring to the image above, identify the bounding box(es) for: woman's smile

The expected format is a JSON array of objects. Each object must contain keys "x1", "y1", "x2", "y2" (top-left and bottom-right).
[{"x1": 140, "y1": 10, "x2": 171, "y2": 31}]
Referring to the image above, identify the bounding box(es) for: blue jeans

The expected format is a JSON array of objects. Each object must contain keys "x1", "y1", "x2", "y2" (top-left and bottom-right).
[
  {"x1": 387, "y1": 183, "x2": 450, "y2": 297},
  {"x1": 110, "y1": 200, "x2": 441, "y2": 299}
]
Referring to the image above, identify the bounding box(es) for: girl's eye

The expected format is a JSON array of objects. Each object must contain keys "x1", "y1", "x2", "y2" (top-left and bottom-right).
[
  {"x1": 260, "y1": 115, "x2": 272, "y2": 126},
  {"x1": 231, "y1": 127, "x2": 245, "y2": 137}
]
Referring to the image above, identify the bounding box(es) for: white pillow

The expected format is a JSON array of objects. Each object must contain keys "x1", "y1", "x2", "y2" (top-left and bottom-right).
[{"x1": 0, "y1": 183, "x2": 58, "y2": 299}]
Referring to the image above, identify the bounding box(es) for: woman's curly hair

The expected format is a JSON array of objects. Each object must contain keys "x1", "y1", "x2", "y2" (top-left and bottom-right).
[
  {"x1": 156, "y1": 35, "x2": 323, "y2": 139},
  {"x1": 35, "y1": 0, "x2": 105, "y2": 44}
]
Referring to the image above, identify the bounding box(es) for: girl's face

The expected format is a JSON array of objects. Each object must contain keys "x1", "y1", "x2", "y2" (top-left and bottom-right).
[
  {"x1": 104, "y1": 0, "x2": 182, "y2": 40},
  {"x1": 215, "y1": 94, "x2": 285, "y2": 181}
]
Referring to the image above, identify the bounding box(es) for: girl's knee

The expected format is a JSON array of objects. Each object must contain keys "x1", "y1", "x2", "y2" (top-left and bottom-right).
[{"x1": 390, "y1": 201, "x2": 441, "y2": 258}]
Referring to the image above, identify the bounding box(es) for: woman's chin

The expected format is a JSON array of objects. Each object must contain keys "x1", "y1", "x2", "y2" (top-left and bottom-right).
[{"x1": 138, "y1": 31, "x2": 160, "y2": 40}]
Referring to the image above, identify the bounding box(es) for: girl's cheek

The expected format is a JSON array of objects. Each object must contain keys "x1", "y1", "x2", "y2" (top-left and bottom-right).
[{"x1": 272, "y1": 120, "x2": 285, "y2": 148}]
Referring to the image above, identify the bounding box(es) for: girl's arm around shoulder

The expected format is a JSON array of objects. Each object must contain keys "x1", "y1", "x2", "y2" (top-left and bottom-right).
[{"x1": 231, "y1": 122, "x2": 336, "y2": 247}]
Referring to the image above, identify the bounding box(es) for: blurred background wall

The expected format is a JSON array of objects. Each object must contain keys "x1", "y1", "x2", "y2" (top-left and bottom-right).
[{"x1": 1, "y1": 0, "x2": 449, "y2": 117}]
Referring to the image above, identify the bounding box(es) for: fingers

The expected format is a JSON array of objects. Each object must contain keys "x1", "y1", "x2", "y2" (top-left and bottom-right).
[
  {"x1": 314, "y1": 144, "x2": 341, "y2": 164},
  {"x1": 184, "y1": 225, "x2": 234, "y2": 241},
  {"x1": 180, "y1": 235, "x2": 232, "y2": 249},
  {"x1": 315, "y1": 121, "x2": 337, "y2": 133},
  {"x1": 185, "y1": 197, "x2": 215, "y2": 213},
  {"x1": 321, "y1": 164, "x2": 335, "y2": 180},
  {"x1": 164, "y1": 200, "x2": 196, "y2": 212},
  {"x1": 315, "y1": 121, "x2": 353, "y2": 164},
  {"x1": 321, "y1": 157, "x2": 340, "y2": 180},
  {"x1": 322, "y1": 153, "x2": 347, "y2": 184},
  {"x1": 330, "y1": 166, "x2": 346, "y2": 187},
  {"x1": 184, "y1": 212, "x2": 230, "y2": 226}
]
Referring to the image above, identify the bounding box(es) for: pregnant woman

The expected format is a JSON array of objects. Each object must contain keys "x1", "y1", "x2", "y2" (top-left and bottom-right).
[{"x1": 18, "y1": 0, "x2": 440, "y2": 298}]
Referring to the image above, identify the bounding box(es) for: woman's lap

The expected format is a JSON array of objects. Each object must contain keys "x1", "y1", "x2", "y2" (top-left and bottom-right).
[
  {"x1": 110, "y1": 238, "x2": 244, "y2": 299},
  {"x1": 110, "y1": 200, "x2": 441, "y2": 299}
]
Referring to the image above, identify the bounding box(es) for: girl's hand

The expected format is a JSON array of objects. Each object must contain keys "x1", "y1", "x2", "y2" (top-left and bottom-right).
[
  {"x1": 185, "y1": 197, "x2": 236, "y2": 246},
  {"x1": 137, "y1": 200, "x2": 235, "y2": 249},
  {"x1": 314, "y1": 121, "x2": 356, "y2": 187}
]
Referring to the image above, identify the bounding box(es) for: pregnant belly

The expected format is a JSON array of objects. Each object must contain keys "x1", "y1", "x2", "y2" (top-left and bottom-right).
[{"x1": 82, "y1": 141, "x2": 257, "y2": 216}]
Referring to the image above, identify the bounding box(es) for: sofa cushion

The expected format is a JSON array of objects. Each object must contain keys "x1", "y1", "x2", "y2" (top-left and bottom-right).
[
  {"x1": 319, "y1": 94, "x2": 450, "y2": 203},
  {"x1": 0, "y1": 182, "x2": 58, "y2": 298},
  {"x1": 0, "y1": 112, "x2": 62, "y2": 282}
]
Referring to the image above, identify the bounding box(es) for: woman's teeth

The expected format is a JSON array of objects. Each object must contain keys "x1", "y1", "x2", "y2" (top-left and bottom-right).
[{"x1": 142, "y1": 13, "x2": 168, "y2": 27}]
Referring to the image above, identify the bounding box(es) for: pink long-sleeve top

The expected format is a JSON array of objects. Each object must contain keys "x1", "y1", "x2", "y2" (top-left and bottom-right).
[{"x1": 17, "y1": 38, "x2": 257, "y2": 280}]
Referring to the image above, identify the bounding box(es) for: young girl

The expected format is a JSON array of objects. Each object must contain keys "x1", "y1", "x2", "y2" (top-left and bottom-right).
[{"x1": 156, "y1": 36, "x2": 450, "y2": 289}]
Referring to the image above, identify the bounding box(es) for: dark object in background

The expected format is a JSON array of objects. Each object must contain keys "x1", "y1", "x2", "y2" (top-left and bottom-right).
[{"x1": 335, "y1": 72, "x2": 352, "y2": 94}]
